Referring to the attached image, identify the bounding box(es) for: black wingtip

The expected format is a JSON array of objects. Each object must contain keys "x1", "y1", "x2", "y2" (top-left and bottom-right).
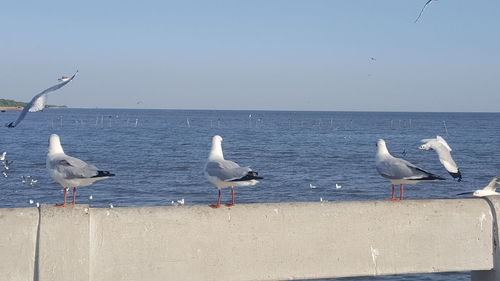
[
  {"x1": 420, "y1": 174, "x2": 446, "y2": 181},
  {"x1": 5, "y1": 122, "x2": 15, "y2": 128},
  {"x1": 231, "y1": 171, "x2": 263, "y2": 182},
  {"x1": 93, "y1": 171, "x2": 115, "y2": 178},
  {"x1": 449, "y1": 170, "x2": 462, "y2": 182}
]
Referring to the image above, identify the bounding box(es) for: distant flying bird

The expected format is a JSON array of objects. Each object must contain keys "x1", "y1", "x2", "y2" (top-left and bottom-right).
[
  {"x1": 6, "y1": 71, "x2": 78, "y2": 128},
  {"x1": 458, "y1": 176, "x2": 500, "y2": 197},
  {"x1": 376, "y1": 139, "x2": 445, "y2": 200},
  {"x1": 370, "y1": 57, "x2": 377, "y2": 61},
  {"x1": 47, "y1": 134, "x2": 115, "y2": 206},
  {"x1": 418, "y1": 136, "x2": 462, "y2": 181},
  {"x1": 415, "y1": 0, "x2": 434, "y2": 23},
  {"x1": 204, "y1": 135, "x2": 263, "y2": 208}
]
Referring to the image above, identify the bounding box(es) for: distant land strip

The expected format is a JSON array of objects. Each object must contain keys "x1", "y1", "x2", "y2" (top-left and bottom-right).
[{"x1": 0, "y1": 99, "x2": 66, "y2": 111}]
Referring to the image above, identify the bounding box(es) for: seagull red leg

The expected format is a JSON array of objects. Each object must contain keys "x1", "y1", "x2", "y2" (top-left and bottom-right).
[
  {"x1": 55, "y1": 187, "x2": 68, "y2": 207},
  {"x1": 71, "y1": 187, "x2": 77, "y2": 204},
  {"x1": 400, "y1": 184, "x2": 404, "y2": 200},
  {"x1": 209, "y1": 189, "x2": 221, "y2": 208},
  {"x1": 386, "y1": 184, "x2": 397, "y2": 201},
  {"x1": 226, "y1": 186, "x2": 235, "y2": 207}
]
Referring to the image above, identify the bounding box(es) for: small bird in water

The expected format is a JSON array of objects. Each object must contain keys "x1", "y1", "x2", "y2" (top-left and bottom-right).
[
  {"x1": 0, "y1": 152, "x2": 6, "y2": 161},
  {"x1": 335, "y1": 184, "x2": 342, "y2": 189},
  {"x1": 309, "y1": 183, "x2": 317, "y2": 189}
]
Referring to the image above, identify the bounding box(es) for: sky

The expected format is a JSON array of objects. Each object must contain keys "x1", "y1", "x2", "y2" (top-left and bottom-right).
[{"x1": 0, "y1": 0, "x2": 499, "y2": 112}]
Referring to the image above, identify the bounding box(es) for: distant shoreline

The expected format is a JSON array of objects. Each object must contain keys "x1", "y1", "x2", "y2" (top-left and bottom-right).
[{"x1": 0, "y1": 106, "x2": 23, "y2": 111}]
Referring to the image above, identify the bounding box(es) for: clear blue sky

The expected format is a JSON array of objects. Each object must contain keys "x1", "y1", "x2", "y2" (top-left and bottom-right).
[{"x1": 1, "y1": 0, "x2": 498, "y2": 111}]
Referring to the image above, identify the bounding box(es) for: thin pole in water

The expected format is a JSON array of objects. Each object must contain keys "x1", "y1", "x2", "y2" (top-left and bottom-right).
[{"x1": 443, "y1": 120, "x2": 449, "y2": 136}]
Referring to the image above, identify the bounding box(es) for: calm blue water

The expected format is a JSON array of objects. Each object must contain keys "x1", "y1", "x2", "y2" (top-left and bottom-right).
[{"x1": 1, "y1": 108, "x2": 499, "y2": 281}]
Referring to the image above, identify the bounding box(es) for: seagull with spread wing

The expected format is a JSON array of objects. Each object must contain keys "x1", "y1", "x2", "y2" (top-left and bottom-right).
[
  {"x1": 418, "y1": 136, "x2": 462, "y2": 181},
  {"x1": 6, "y1": 71, "x2": 78, "y2": 128},
  {"x1": 415, "y1": 0, "x2": 434, "y2": 23},
  {"x1": 458, "y1": 176, "x2": 500, "y2": 197}
]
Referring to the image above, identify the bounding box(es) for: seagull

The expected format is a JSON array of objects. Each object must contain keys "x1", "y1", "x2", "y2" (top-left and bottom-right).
[
  {"x1": 370, "y1": 57, "x2": 377, "y2": 61},
  {"x1": 46, "y1": 134, "x2": 115, "y2": 207},
  {"x1": 458, "y1": 176, "x2": 500, "y2": 197},
  {"x1": 376, "y1": 139, "x2": 445, "y2": 200},
  {"x1": 0, "y1": 152, "x2": 6, "y2": 161},
  {"x1": 58, "y1": 76, "x2": 70, "y2": 82},
  {"x1": 415, "y1": 0, "x2": 434, "y2": 23},
  {"x1": 335, "y1": 184, "x2": 342, "y2": 189},
  {"x1": 309, "y1": 183, "x2": 317, "y2": 189},
  {"x1": 204, "y1": 135, "x2": 263, "y2": 208},
  {"x1": 419, "y1": 136, "x2": 462, "y2": 181},
  {"x1": 6, "y1": 71, "x2": 78, "y2": 128}
]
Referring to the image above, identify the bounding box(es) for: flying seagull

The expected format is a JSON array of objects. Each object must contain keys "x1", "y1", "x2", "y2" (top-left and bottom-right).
[
  {"x1": 6, "y1": 71, "x2": 78, "y2": 128},
  {"x1": 204, "y1": 135, "x2": 263, "y2": 208},
  {"x1": 47, "y1": 134, "x2": 114, "y2": 206},
  {"x1": 415, "y1": 0, "x2": 434, "y2": 23},
  {"x1": 376, "y1": 139, "x2": 445, "y2": 200},
  {"x1": 418, "y1": 136, "x2": 462, "y2": 181},
  {"x1": 458, "y1": 176, "x2": 500, "y2": 197}
]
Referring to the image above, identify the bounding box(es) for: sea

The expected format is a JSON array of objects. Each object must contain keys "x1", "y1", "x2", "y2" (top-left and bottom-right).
[{"x1": 1, "y1": 108, "x2": 499, "y2": 281}]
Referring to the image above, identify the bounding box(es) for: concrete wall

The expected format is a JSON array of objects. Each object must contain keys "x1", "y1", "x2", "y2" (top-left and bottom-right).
[{"x1": 0, "y1": 199, "x2": 497, "y2": 281}]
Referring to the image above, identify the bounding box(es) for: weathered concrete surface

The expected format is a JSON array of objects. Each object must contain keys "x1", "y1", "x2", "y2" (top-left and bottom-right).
[
  {"x1": 0, "y1": 207, "x2": 38, "y2": 281},
  {"x1": 472, "y1": 196, "x2": 500, "y2": 281},
  {"x1": 0, "y1": 199, "x2": 495, "y2": 281},
  {"x1": 89, "y1": 199, "x2": 492, "y2": 281},
  {"x1": 38, "y1": 204, "x2": 90, "y2": 281}
]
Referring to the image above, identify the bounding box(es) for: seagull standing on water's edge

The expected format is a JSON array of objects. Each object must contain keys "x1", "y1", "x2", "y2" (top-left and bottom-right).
[
  {"x1": 376, "y1": 139, "x2": 445, "y2": 200},
  {"x1": 6, "y1": 71, "x2": 78, "y2": 128},
  {"x1": 47, "y1": 134, "x2": 115, "y2": 206},
  {"x1": 204, "y1": 135, "x2": 263, "y2": 208},
  {"x1": 418, "y1": 136, "x2": 462, "y2": 181}
]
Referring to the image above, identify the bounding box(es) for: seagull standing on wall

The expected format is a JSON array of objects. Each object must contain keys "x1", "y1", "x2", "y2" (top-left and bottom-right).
[
  {"x1": 47, "y1": 134, "x2": 115, "y2": 206},
  {"x1": 376, "y1": 139, "x2": 445, "y2": 200},
  {"x1": 418, "y1": 136, "x2": 462, "y2": 181},
  {"x1": 204, "y1": 135, "x2": 263, "y2": 208},
  {"x1": 6, "y1": 71, "x2": 78, "y2": 128}
]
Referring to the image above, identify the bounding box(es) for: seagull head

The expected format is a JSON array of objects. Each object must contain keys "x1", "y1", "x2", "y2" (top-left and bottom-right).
[
  {"x1": 48, "y1": 134, "x2": 65, "y2": 155},
  {"x1": 213, "y1": 135, "x2": 223, "y2": 143},
  {"x1": 209, "y1": 135, "x2": 224, "y2": 160},
  {"x1": 376, "y1": 139, "x2": 391, "y2": 156},
  {"x1": 418, "y1": 143, "x2": 431, "y2": 150}
]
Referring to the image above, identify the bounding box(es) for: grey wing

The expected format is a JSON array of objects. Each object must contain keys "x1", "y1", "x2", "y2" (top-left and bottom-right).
[
  {"x1": 53, "y1": 155, "x2": 99, "y2": 179},
  {"x1": 6, "y1": 71, "x2": 78, "y2": 128},
  {"x1": 205, "y1": 160, "x2": 251, "y2": 181},
  {"x1": 377, "y1": 157, "x2": 428, "y2": 180}
]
